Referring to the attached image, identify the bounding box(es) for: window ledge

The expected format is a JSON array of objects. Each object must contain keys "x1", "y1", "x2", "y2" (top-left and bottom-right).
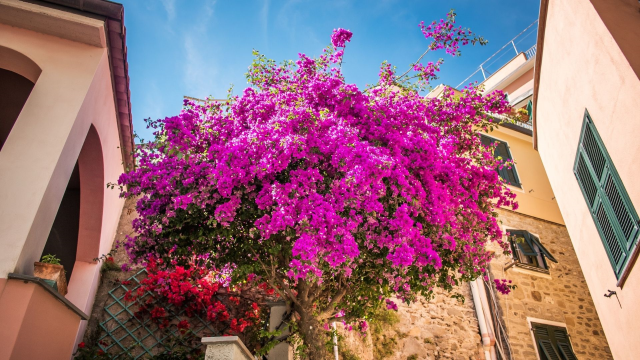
[
  {"x1": 617, "y1": 241, "x2": 640, "y2": 288},
  {"x1": 8, "y1": 273, "x2": 89, "y2": 320},
  {"x1": 508, "y1": 263, "x2": 552, "y2": 279}
]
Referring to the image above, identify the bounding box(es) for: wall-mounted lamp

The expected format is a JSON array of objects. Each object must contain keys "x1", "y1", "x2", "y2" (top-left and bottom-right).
[{"x1": 604, "y1": 289, "x2": 621, "y2": 308}]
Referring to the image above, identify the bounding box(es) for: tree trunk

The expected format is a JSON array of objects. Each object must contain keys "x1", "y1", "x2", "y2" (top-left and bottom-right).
[{"x1": 297, "y1": 307, "x2": 331, "y2": 360}]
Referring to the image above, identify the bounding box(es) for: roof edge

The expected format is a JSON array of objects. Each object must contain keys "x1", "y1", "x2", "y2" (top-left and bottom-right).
[
  {"x1": 32, "y1": 0, "x2": 134, "y2": 171},
  {"x1": 532, "y1": 0, "x2": 549, "y2": 151}
]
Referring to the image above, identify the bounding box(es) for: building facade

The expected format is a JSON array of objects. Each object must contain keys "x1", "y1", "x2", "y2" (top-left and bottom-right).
[
  {"x1": 451, "y1": 31, "x2": 611, "y2": 359},
  {"x1": 0, "y1": 0, "x2": 133, "y2": 359},
  {"x1": 533, "y1": 0, "x2": 640, "y2": 358}
]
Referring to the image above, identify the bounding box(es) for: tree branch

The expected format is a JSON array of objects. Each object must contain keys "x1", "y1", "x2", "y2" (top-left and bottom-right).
[
  {"x1": 396, "y1": 48, "x2": 431, "y2": 80},
  {"x1": 318, "y1": 287, "x2": 348, "y2": 320}
]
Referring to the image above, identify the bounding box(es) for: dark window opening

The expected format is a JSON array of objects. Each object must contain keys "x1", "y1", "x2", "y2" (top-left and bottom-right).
[
  {"x1": 532, "y1": 323, "x2": 577, "y2": 360},
  {"x1": 480, "y1": 134, "x2": 521, "y2": 188},
  {"x1": 507, "y1": 230, "x2": 557, "y2": 273},
  {"x1": 0, "y1": 68, "x2": 35, "y2": 151},
  {"x1": 42, "y1": 162, "x2": 80, "y2": 282}
]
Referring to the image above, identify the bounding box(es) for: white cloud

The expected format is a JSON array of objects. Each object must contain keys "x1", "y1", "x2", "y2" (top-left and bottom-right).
[
  {"x1": 182, "y1": 2, "x2": 221, "y2": 99},
  {"x1": 183, "y1": 35, "x2": 219, "y2": 99},
  {"x1": 159, "y1": 0, "x2": 176, "y2": 20}
]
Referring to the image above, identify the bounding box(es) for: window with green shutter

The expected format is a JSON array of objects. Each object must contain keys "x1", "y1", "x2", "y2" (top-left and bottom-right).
[
  {"x1": 480, "y1": 134, "x2": 521, "y2": 188},
  {"x1": 507, "y1": 230, "x2": 558, "y2": 273},
  {"x1": 532, "y1": 323, "x2": 577, "y2": 360},
  {"x1": 574, "y1": 110, "x2": 640, "y2": 279}
]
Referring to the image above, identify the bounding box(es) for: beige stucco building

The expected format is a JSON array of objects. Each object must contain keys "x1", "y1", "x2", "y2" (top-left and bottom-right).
[
  {"x1": 533, "y1": 0, "x2": 640, "y2": 358},
  {"x1": 0, "y1": 0, "x2": 133, "y2": 359}
]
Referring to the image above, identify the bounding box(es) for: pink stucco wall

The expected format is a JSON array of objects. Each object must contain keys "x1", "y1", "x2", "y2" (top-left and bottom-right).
[
  {"x1": 0, "y1": 15, "x2": 126, "y2": 358},
  {"x1": 0, "y1": 280, "x2": 82, "y2": 360},
  {"x1": 536, "y1": 0, "x2": 640, "y2": 358}
]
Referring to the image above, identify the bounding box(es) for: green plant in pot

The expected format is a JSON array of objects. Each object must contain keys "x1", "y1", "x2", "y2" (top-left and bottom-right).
[{"x1": 34, "y1": 254, "x2": 67, "y2": 296}]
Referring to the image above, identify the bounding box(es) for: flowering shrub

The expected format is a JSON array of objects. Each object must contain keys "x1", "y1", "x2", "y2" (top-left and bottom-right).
[
  {"x1": 124, "y1": 258, "x2": 267, "y2": 339},
  {"x1": 118, "y1": 10, "x2": 516, "y2": 358}
]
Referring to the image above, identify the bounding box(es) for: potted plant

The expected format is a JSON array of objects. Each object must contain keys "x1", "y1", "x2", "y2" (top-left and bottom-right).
[{"x1": 34, "y1": 254, "x2": 67, "y2": 296}]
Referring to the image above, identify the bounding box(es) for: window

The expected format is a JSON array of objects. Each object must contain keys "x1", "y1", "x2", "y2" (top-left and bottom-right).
[
  {"x1": 531, "y1": 323, "x2": 577, "y2": 360},
  {"x1": 507, "y1": 230, "x2": 557, "y2": 273},
  {"x1": 480, "y1": 134, "x2": 521, "y2": 187},
  {"x1": 574, "y1": 110, "x2": 640, "y2": 279}
]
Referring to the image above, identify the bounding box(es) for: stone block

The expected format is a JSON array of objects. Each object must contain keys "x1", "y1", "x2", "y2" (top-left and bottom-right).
[{"x1": 201, "y1": 337, "x2": 253, "y2": 360}]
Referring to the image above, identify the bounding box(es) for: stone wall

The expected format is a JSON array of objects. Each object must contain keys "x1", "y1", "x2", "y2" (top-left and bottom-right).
[
  {"x1": 488, "y1": 209, "x2": 612, "y2": 359},
  {"x1": 339, "y1": 285, "x2": 484, "y2": 360}
]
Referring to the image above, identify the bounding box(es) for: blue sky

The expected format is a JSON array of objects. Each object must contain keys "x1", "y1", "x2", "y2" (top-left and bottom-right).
[{"x1": 119, "y1": 0, "x2": 540, "y2": 141}]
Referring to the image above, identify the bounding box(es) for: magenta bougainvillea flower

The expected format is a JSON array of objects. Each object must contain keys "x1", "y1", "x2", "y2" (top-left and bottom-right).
[{"x1": 331, "y1": 28, "x2": 352, "y2": 48}]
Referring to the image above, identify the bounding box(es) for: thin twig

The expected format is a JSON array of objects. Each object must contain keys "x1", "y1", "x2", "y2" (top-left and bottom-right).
[{"x1": 396, "y1": 47, "x2": 431, "y2": 80}]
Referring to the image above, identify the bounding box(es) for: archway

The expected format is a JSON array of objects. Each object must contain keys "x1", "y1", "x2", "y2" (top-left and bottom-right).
[
  {"x1": 0, "y1": 69, "x2": 34, "y2": 151},
  {"x1": 41, "y1": 125, "x2": 104, "y2": 282},
  {"x1": 0, "y1": 45, "x2": 41, "y2": 152}
]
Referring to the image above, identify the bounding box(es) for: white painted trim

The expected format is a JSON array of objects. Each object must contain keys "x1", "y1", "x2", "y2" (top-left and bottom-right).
[
  {"x1": 507, "y1": 184, "x2": 525, "y2": 193},
  {"x1": 511, "y1": 265, "x2": 552, "y2": 279}
]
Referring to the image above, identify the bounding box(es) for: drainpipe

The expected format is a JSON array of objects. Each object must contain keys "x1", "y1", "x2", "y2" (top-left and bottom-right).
[
  {"x1": 470, "y1": 279, "x2": 492, "y2": 360},
  {"x1": 476, "y1": 279, "x2": 498, "y2": 360}
]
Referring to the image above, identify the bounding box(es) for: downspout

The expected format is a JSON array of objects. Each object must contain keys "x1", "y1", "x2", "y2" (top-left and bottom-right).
[
  {"x1": 470, "y1": 279, "x2": 492, "y2": 360},
  {"x1": 476, "y1": 280, "x2": 498, "y2": 360}
]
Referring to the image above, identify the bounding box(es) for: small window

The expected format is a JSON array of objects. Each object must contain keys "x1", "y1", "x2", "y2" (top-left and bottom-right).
[
  {"x1": 480, "y1": 134, "x2": 521, "y2": 188},
  {"x1": 532, "y1": 323, "x2": 577, "y2": 360},
  {"x1": 507, "y1": 230, "x2": 557, "y2": 273}
]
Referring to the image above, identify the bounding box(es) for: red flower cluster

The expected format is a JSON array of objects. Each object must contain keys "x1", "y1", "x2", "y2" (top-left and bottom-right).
[{"x1": 124, "y1": 259, "x2": 271, "y2": 335}]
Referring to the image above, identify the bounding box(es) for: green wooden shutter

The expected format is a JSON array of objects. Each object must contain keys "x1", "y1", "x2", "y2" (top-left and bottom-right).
[
  {"x1": 554, "y1": 329, "x2": 578, "y2": 360},
  {"x1": 481, "y1": 134, "x2": 521, "y2": 187},
  {"x1": 530, "y1": 234, "x2": 558, "y2": 263},
  {"x1": 532, "y1": 324, "x2": 576, "y2": 360},
  {"x1": 526, "y1": 99, "x2": 533, "y2": 117},
  {"x1": 533, "y1": 326, "x2": 561, "y2": 360},
  {"x1": 574, "y1": 110, "x2": 640, "y2": 278}
]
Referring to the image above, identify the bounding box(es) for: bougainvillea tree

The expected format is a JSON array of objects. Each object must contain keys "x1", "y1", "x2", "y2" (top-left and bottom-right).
[{"x1": 119, "y1": 10, "x2": 518, "y2": 357}]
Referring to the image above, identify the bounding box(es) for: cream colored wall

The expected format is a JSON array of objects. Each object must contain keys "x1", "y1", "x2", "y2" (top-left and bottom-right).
[
  {"x1": 0, "y1": 15, "x2": 126, "y2": 358},
  {"x1": 481, "y1": 53, "x2": 527, "y2": 92},
  {"x1": 536, "y1": 0, "x2": 640, "y2": 358},
  {"x1": 478, "y1": 50, "x2": 563, "y2": 225},
  {"x1": 481, "y1": 127, "x2": 564, "y2": 224}
]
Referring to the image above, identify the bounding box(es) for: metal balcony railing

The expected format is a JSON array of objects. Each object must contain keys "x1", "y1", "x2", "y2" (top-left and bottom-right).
[
  {"x1": 524, "y1": 44, "x2": 537, "y2": 60},
  {"x1": 456, "y1": 20, "x2": 539, "y2": 89}
]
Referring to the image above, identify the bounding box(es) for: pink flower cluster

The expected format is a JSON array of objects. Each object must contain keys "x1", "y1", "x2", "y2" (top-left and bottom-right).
[
  {"x1": 494, "y1": 278, "x2": 513, "y2": 295},
  {"x1": 413, "y1": 59, "x2": 444, "y2": 86},
  {"x1": 419, "y1": 10, "x2": 486, "y2": 56},
  {"x1": 331, "y1": 28, "x2": 353, "y2": 48}
]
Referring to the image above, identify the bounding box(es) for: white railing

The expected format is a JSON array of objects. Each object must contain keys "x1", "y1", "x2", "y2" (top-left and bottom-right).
[
  {"x1": 524, "y1": 44, "x2": 537, "y2": 60},
  {"x1": 456, "y1": 20, "x2": 539, "y2": 89}
]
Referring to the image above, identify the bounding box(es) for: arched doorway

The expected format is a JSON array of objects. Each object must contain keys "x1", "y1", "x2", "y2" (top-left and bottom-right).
[
  {"x1": 0, "y1": 69, "x2": 34, "y2": 151},
  {"x1": 0, "y1": 45, "x2": 41, "y2": 152},
  {"x1": 41, "y1": 125, "x2": 104, "y2": 282}
]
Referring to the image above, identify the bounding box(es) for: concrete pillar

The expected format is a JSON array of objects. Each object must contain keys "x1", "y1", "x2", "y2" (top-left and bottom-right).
[
  {"x1": 268, "y1": 301, "x2": 293, "y2": 360},
  {"x1": 202, "y1": 336, "x2": 253, "y2": 360}
]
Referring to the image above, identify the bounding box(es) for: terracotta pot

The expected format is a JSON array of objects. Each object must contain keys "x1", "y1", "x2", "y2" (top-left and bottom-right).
[{"x1": 33, "y1": 262, "x2": 68, "y2": 296}]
